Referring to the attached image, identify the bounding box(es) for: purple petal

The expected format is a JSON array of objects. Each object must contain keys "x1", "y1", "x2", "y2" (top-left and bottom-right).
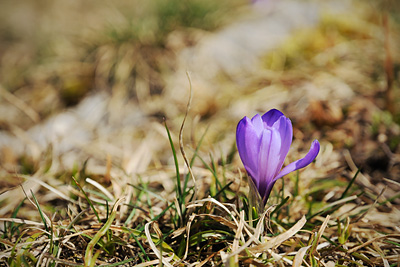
[
  {"x1": 251, "y1": 113, "x2": 264, "y2": 134},
  {"x1": 261, "y1": 109, "x2": 284, "y2": 127},
  {"x1": 274, "y1": 140, "x2": 320, "y2": 181},
  {"x1": 261, "y1": 181, "x2": 276, "y2": 205},
  {"x1": 271, "y1": 116, "x2": 293, "y2": 177},
  {"x1": 261, "y1": 109, "x2": 293, "y2": 178},
  {"x1": 257, "y1": 128, "x2": 281, "y2": 199},
  {"x1": 236, "y1": 116, "x2": 260, "y2": 181}
]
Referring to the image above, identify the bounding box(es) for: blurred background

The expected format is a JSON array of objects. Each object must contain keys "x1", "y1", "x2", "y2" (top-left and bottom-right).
[{"x1": 0, "y1": 0, "x2": 399, "y2": 214}]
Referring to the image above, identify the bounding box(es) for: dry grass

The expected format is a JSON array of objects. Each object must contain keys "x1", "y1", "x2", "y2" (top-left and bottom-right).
[{"x1": 1, "y1": 0, "x2": 400, "y2": 266}]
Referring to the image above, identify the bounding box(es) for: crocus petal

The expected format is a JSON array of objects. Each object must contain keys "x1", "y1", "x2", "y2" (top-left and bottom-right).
[
  {"x1": 236, "y1": 116, "x2": 260, "y2": 181},
  {"x1": 261, "y1": 110, "x2": 294, "y2": 177},
  {"x1": 274, "y1": 140, "x2": 320, "y2": 181},
  {"x1": 251, "y1": 113, "x2": 264, "y2": 134},
  {"x1": 260, "y1": 180, "x2": 276, "y2": 204},
  {"x1": 257, "y1": 128, "x2": 281, "y2": 199},
  {"x1": 261, "y1": 109, "x2": 284, "y2": 127},
  {"x1": 271, "y1": 116, "x2": 293, "y2": 177}
]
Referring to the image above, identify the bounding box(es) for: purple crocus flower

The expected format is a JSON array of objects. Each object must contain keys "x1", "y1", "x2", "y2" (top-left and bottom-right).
[{"x1": 236, "y1": 109, "x2": 320, "y2": 205}]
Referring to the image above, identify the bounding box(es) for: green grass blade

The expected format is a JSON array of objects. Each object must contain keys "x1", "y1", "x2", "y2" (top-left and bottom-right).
[
  {"x1": 213, "y1": 181, "x2": 233, "y2": 199},
  {"x1": 189, "y1": 125, "x2": 209, "y2": 167},
  {"x1": 164, "y1": 121, "x2": 182, "y2": 199},
  {"x1": 84, "y1": 198, "x2": 124, "y2": 267},
  {"x1": 131, "y1": 234, "x2": 150, "y2": 262},
  {"x1": 197, "y1": 153, "x2": 227, "y2": 199},
  {"x1": 30, "y1": 190, "x2": 48, "y2": 233},
  {"x1": 340, "y1": 168, "x2": 360, "y2": 199},
  {"x1": 379, "y1": 192, "x2": 400, "y2": 206},
  {"x1": 183, "y1": 125, "x2": 209, "y2": 195},
  {"x1": 10, "y1": 198, "x2": 26, "y2": 236},
  {"x1": 270, "y1": 196, "x2": 290, "y2": 219},
  {"x1": 71, "y1": 175, "x2": 101, "y2": 223}
]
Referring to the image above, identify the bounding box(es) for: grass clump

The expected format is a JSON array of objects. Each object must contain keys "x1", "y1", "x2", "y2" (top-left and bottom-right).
[{"x1": 1, "y1": 112, "x2": 400, "y2": 266}]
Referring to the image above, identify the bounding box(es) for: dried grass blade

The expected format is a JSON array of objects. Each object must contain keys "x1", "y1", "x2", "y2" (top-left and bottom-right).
[
  {"x1": 381, "y1": 255, "x2": 390, "y2": 267},
  {"x1": 292, "y1": 245, "x2": 311, "y2": 267},
  {"x1": 86, "y1": 177, "x2": 115, "y2": 201},
  {"x1": 310, "y1": 215, "x2": 330, "y2": 254},
  {"x1": 182, "y1": 214, "x2": 196, "y2": 261},
  {"x1": 196, "y1": 250, "x2": 220, "y2": 267},
  {"x1": 144, "y1": 221, "x2": 175, "y2": 267},
  {"x1": 180, "y1": 71, "x2": 196, "y2": 195},
  {"x1": 192, "y1": 197, "x2": 240, "y2": 227},
  {"x1": 231, "y1": 210, "x2": 245, "y2": 265},
  {"x1": 347, "y1": 234, "x2": 400, "y2": 254},
  {"x1": 0, "y1": 218, "x2": 44, "y2": 226},
  {"x1": 201, "y1": 214, "x2": 238, "y2": 230},
  {"x1": 225, "y1": 209, "x2": 269, "y2": 259},
  {"x1": 21, "y1": 175, "x2": 76, "y2": 203},
  {"x1": 249, "y1": 216, "x2": 307, "y2": 253}
]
